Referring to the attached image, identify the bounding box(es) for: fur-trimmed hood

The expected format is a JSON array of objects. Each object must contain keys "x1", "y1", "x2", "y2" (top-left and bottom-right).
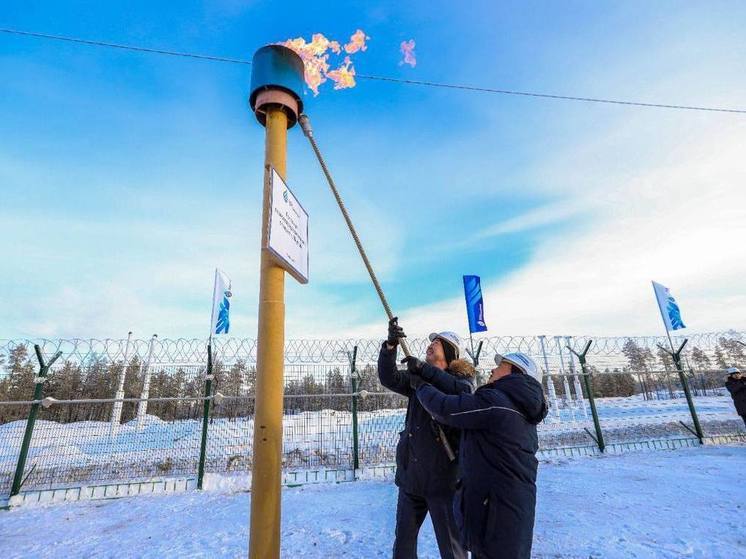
[{"x1": 447, "y1": 358, "x2": 477, "y2": 379}]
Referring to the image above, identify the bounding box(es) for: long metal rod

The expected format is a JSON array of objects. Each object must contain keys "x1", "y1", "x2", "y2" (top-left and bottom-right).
[
  {"x1": 298, "y1": 113, "x2": 454, "y2": 461},
  {"x1": 298, "y1": 116, "x2": 410, "y2": 354}
]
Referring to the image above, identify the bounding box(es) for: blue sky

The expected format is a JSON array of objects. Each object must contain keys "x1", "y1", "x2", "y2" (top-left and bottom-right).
[{"x1": 2, "y1": 1, "x2": 745, "y2": 340}]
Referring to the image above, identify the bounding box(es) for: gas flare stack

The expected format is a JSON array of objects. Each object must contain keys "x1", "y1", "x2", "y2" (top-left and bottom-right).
[{"x1": 247, "y1": 44, "x2": 305, "y2": 559}]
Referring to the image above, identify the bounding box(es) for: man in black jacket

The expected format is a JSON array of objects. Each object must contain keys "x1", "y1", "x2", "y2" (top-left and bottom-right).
[
  {"x1": 725, "y1": 367, "x2": 746, "y2": 427},
  {"x1": 416, "y1": 352, "x2": 548, "y2": 559},
  {"x1": 378, "y1": 317, "x2": 474, "y2": 559}
]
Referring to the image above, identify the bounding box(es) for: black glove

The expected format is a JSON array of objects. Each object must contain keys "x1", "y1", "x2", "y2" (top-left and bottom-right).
[
  {"x1": 401, "y1": 356, "x2": 425, "y2": 375},
  {"x1": 387, "y1": 317, "x2": 407, "y2": 347}
]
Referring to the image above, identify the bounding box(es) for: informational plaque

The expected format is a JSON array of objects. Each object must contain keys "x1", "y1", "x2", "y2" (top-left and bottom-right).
[{"x1": 266, "y1": 167, "x2": 309, "y2": 284}]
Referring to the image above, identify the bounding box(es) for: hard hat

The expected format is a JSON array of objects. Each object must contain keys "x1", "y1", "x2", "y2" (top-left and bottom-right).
[
  {"x1": 496, "y1": 352, "x2": 542, "y2": 384},
  {"x1": 727, "y1": 367, "x2": 741, "y2": 375},
  {"x1": 428, "y1": 331, "x2": 462, "y2": 360}
]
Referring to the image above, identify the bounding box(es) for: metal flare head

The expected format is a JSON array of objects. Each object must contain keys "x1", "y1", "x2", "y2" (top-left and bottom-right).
[{"x1": 250, "y1": 45, "x2": 305, "y2": 128}]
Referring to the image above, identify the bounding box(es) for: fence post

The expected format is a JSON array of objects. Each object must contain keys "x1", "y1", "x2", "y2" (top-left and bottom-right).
[
  {"x1": 660, "y1": 339, "x2": 703, "y2": 444},
  {"x1": 10, "y1": 345, "x2": 62, "y2": 497},
  {"x1": 136, "y1": 334, "x2": 158, "y2": 431},
  {"x1": 197, "y1": 343, "x2": 214, "y2": 490},
  {"x1": 555, "y1": 336, "x2": 576, "y2": 421},
  {"x1": 567, "y1": 340, "x2": 605, "y2": 452},
  {"x1": 349, "y1": 346, "x2": 360, "y2": 472},
  {"x1": 539, "y1": 336, "x2": 560, "y2": 422},
  {"x1": 110, "y1": 331, "x2": 133, "y2": 439},
  {"x1": 566, "y1": 336, "x2": 588, "y2": 419}
]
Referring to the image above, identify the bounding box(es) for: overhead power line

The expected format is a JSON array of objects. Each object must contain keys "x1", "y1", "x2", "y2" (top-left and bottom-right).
[
  {"x1": 2, "y1": 27, "x2": 745, "y2": 115},
  {"x1": 0, "y1": 28, "x2": 252, "y2": 65},
  {"x1": 356, "y1": 74, "x2": 746, "y2": 114}
]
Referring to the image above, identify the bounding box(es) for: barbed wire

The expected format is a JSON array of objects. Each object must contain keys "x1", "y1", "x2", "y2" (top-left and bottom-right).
[{"x1": 1, "y1": 330, "x2": 743, "y2": 372}]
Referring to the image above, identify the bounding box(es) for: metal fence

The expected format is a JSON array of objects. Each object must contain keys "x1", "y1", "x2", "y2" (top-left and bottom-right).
[
  {"x1": 1, "y1": 332, "x2": 745, "y2": 503},
  {"x1": 2, "y1": 329, "x2": 745, "y2": 373}
]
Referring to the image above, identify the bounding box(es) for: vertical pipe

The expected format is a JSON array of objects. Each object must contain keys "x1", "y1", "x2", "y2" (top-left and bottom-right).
[
  {"x1": 197, "y1": 343, "x2": 214, "y2": 489},
  {"x1": 136, "y1": 334, "x2": 158, "y2": 431},
  {"x1": 249, "y1": 107, "x2": 287, "y2": 559},
  {"x1": 110, "y1": 331, "x2": 133, "y2": 438},
  {"x1": 350, "y1": 346, "x2": 359, "y2": 472}
]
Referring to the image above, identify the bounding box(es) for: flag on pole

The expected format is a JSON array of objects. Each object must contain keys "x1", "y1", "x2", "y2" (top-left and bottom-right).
[
  {"x1": 210, "y1": 269, "x2": 232, "y2": 336},
  {"x1": 463, "y1": 275, "x2": 488, "y2": 333},
  {"x1": 652, "y1": 281, "x2": 686, "y2": 331}
]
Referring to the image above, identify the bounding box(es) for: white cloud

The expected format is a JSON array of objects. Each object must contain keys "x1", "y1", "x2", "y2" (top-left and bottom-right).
[
  {"x1": 345, "y1": 118, "x2": 746, "y2": 339},
  {"x1": 475, "y1": 201, "x2": 583, "y2": 238}
]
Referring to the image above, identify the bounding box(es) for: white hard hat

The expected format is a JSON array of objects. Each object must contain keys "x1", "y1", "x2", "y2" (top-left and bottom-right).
[
  {"x1": 428, "y1": 331, "x2": 462, "y2": 360},
  {"x1": 496, "y1": 352, "x2": 542, "y2": 384},
  {"x1": 727, "y1": 367, "x2": 741, "y2": 375}
]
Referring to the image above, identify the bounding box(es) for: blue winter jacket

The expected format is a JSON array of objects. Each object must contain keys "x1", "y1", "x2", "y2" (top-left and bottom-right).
[
  {"x1": 378, "y1": 343, "x2": 475, "y2": 497},
  {"x1": 416, "y1": 372, "x2": 548, "y2": 558}
]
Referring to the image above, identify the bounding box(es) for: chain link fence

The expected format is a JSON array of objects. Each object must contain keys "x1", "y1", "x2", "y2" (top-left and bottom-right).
[{"x1": 1, "y1": 332, "x2": 745, "y2": 502}]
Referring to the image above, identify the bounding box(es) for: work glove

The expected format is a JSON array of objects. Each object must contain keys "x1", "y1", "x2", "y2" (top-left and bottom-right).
[
  {"x1": 401, "y1": 356, "x2": 425, "y2": 375},
  {"x1": 387, "y1": 317, "x2": 407, "y2": 347},
  {"x1": 401, "y1": 357, "x2": 425, "y2": 389}
]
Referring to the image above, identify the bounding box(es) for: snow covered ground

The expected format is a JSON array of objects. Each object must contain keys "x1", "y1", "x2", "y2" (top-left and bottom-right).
[
  {"x1": 1, "y1": 445, "x2": 744, "y2": 558},
  {"x1": 1, "y1": 393, "x2": 743, "y2": 496}
]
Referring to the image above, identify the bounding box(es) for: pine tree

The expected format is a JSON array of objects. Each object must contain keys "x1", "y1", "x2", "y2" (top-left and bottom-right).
[{"x1": 5, "y1": 344, "x2": 36, "y2": 401}]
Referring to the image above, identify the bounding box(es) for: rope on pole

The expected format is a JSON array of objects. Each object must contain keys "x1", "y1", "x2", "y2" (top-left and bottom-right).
[
  {"x1": 297, "y1": 115, "x2": 409, "y2": 352},
  {"x1": 298, "y1": 113, "x2": 455, "y2": 461}
]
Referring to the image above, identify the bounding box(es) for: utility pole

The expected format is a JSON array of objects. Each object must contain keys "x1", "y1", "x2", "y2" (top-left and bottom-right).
[{"x1": 248, "y1": 44, "x2": 305, "y2": 559}]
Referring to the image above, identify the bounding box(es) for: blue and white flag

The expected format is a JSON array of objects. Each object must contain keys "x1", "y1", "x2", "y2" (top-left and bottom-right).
[
  {"x1": 652, "y1": 281, "x2": 686, "y2": 331},
  {"x1": 210, "y1": 269, "x2": 232, "y2": 336},
  {"x1": 463, "y1": 275, "x2": 488, "y2": 334}
]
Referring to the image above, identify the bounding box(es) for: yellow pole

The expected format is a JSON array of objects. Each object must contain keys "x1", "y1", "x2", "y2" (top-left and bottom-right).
[{"x1": 249, "y1": 107, "x2": 287, "y2": 559}]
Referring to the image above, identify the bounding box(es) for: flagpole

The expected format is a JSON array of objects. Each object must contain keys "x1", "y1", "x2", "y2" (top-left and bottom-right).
[
  {"x1": 209, "y1": 268, "x2": 219, "y2": 343},
  {"x1": 652, "y1": 281, "x2": 676, "y2": 354},
  {"x1": 199, "y1": 268, "x2": 219, "y2": 489},
  {"x1": 651, "y1": 281, "x2": 703, "y2": 442}
]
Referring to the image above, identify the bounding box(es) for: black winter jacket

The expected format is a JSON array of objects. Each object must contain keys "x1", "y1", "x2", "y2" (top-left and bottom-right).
[
  {"x1": 417, "y1": 372, "x2": 548, "y2": 559},
  {"x1": 726, "y1": 375, "x2": 746, "y2": 416},
  {"x1": 377, "y1": 343, "x2": 475, "y2": 497}
]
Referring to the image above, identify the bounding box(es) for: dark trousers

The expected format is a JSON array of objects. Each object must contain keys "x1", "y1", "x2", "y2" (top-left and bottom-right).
[{"x1": 393, "y1": 489, "x2": 466, "y2": 559}]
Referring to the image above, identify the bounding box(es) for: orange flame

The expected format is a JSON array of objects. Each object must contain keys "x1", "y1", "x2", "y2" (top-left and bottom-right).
[
  {"x1": 400, "y1": 39, "x2": 416, "y2": 67},
  {"x1": 327, "y1": 56, "x2": 356, "y2": 90},
  {"x1": 344, "y1": 29, "x2": 369, "y2": 54},
  {"x1": 280, "y1": 30, "x2": 368, "y2": 95}
]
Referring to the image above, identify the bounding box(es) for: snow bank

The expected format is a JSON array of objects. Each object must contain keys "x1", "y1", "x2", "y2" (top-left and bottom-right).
[{"x1": 1, "y1": 446, "x2": 744, "y2": 558}]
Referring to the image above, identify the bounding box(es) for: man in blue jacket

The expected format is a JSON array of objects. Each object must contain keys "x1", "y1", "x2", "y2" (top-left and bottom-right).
[
  {"x1": 378, "y1": 318, "x2": 474, "y2": 559},
  {"x1": 413, "y1": 352, "x2": 548, "y2": 559}
]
